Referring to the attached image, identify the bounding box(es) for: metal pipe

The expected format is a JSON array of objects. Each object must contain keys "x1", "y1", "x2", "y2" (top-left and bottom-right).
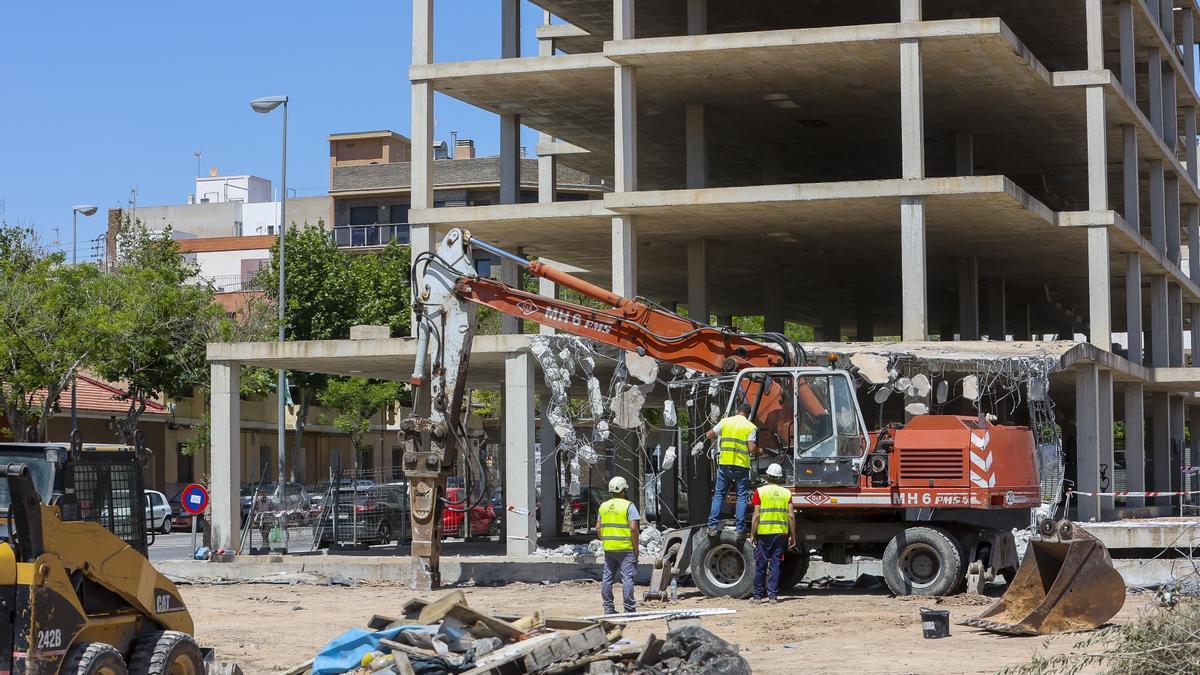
[{"x1": 467, "y1": 236, "x2": 531, "y2": 268}]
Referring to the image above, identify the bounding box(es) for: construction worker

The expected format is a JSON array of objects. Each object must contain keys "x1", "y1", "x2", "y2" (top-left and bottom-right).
[
  {"x1": 697, "y1": 403, "x2": 760, "y2": 537},
  {"x1": 749, "y1": 463, "x2": 796, "y2": 604},
  {"x1": 596, "y1": 476, "x2": 640, "y2": 614}
]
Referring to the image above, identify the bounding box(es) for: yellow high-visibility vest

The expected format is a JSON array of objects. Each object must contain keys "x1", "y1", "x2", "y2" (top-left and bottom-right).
[
  {"x1": 718, "y1": 415, "x2": 757, "y2": 468},
  {"x1": 598, "y1": 498, "x2": 634, "y2": 552},
  {"x1": 756, "y1": 484, "x2": 792, "y2": 535}
]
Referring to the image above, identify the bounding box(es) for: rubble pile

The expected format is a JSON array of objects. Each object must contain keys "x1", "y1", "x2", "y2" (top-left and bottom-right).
[{"x1": 292, "y1": 591, "x2": 749, "y2": 675}]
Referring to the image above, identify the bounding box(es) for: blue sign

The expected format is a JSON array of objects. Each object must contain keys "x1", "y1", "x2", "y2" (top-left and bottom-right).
[{"x1": 181, "y1": 483, "x2": 209, "y2": 515}]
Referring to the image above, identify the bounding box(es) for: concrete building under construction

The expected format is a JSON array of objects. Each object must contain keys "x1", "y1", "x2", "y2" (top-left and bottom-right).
[{"x1": 205, "y1": 1, "x2": 1200, "y2": 553}]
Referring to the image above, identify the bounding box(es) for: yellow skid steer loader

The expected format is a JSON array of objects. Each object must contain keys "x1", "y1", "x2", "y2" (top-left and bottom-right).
[{"x1": 0, "y1": 435, "x2": 209, "y2": 674}]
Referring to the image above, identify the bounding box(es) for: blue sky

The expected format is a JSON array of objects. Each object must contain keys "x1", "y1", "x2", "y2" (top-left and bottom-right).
[{"x1": 0, "y1": 1, "x2": 544, "y2": 259}]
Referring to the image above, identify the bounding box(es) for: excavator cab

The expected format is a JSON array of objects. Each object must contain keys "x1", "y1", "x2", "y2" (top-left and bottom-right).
[{"x1": 730, "y1": 368, "x2": 870, "y2": 487}]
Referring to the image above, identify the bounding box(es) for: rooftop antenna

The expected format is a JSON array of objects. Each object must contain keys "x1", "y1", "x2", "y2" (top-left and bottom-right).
[
  {"x1": 128, "y1": 185, "x2": 138, "y2": 227},
  {"x1": 193, "y1": 151, "x2": 202, "y2": 177}
]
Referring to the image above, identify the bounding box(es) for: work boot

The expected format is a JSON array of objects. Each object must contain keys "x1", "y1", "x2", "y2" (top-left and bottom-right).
[
  {"x1": 706, "y1": 527, "x2": 720, "y2": 538},
  {"x1": 602, "y1": 607, "x2": 616, "y2": 616},
  {"x1": 768, "y1": 598, "x2": 779, "y2": 605}
]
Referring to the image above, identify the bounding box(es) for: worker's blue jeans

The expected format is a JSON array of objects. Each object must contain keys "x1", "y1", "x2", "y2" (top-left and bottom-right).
[
  {"x1": 601, "y1": 551, "x2": 637, "y2": 614},
  {"x1": 754, "y1": 534, "x2": 788, "y2": 600},
  {"x1": 707, "y1": 465, "x2": 750, "y2": 533}
]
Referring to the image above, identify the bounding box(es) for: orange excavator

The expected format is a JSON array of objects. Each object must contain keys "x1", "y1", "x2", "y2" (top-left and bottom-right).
[{"x1": 400, "y1": 227, "x2": 1124, "y2": 635}]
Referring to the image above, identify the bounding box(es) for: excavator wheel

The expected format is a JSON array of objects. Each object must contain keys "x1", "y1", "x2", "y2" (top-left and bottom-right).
[
  {"x1": 65, "y1": 642, "x2": 128, "y2": 675},
  {"x1": 129, "y1": 631, "x2": 204, "y2": 675},
  {"x1": 778, "y1": 546, "x2": 810, "y2": 592},
  {"x1": 882, "y1": 526, "x2": 966, "y2": 596},
  {"x1": 692, "y1": 530, "x2": 755, "y2": 599}
]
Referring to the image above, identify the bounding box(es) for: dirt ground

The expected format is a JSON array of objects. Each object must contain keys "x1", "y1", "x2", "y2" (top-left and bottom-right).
[{"x1": 182, "y1": 580, "x2": 1151, "y2": 674}]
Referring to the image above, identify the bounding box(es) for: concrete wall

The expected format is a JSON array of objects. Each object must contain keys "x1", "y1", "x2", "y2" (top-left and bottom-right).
[
  {"x1": 140, "y1": 202, "x2": 242, "y2": 239},
  {"x1": 195, "y1": 175, "x2": 272, "y2": 204}
]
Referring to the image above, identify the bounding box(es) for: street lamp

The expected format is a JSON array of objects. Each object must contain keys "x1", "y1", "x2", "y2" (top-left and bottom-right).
[
  {"x1": 70, "y1": 204, "x2": 98, "y2": 437},
  {"x1": 250, "y1": 95, "x2": 289, "y2": 502}
]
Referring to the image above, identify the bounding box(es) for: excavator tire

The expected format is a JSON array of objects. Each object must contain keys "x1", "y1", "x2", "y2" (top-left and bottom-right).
[
  {"x1": 882, "y1": 526, "x2": 966, "y2": 597},
  {"x1": 692, "y1": 530, "x2": 755, "y2": 599},
  {"x1": 778, "y1": 547, "x2": 810, "y2": 592},
  {"x1": 129, "y1": 631, "x2": 204, "y2": 675},
  {"x1": 66, "y1": 642, "x2": 128, "y2": 675}
]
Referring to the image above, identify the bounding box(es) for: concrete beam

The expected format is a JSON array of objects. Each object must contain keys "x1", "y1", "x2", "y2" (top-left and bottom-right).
[
  {"x1": 958, "y1": 258, "x2": 980, "y2": 340},
  {"x1": 210, "y1": 361, "x2": 242, "y2": 552},
  {"x1": 687, "y1": 239, "x2": 709, "y2": 325},
  {"x1": 504, "y1": 352, "x2": 537, "y2": 555},
  {"x1": 1125, "y1": 383, "x2": 1146, "y2": 508},
  {"x1": 1076, "y1": 362, "x2": 1102, "y2": 522}
]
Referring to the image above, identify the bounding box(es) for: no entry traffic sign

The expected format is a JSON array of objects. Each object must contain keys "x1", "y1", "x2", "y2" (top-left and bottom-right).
[{"x1": 181, "y1": 483, "x2": 209, "y2": 515}]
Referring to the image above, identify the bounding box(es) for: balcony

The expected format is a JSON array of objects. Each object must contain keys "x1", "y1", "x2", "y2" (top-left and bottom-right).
[
  {"x1": 333, "y1": 223, "x2": 410, "y2": 248},
  {"x1": 194, "y1": 274, "x2": 263, "y2": 293}
]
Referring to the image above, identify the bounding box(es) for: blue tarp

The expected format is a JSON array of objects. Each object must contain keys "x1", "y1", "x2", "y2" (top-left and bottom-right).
[{"x1": 312, "y1": 625, "x2": 418, "y2": 675}]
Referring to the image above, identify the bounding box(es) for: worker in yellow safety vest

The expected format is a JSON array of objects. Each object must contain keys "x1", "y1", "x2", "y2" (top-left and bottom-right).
[
  {"x1": 695, "y1": 403, "x2": 760, "y2": 537},
  {"x1": 596, "y1": 476, "x2": 641, "y2": 615},
  {"x1": 749, "y1": 463, "x2": 797, "y2": 604}
]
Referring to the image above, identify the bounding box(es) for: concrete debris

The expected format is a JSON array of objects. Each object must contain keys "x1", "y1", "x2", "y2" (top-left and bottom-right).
[
  {"x1": 872, "y1": 387, "x2": 891, "y2": 404},
  {"x1": 662, "y1": 400, "x2": 676, "y2": 427},
  {"x1": 293, "y1": 591, "x2": 749, "y2": 675},
  {"x1": 593, "y1": 420, "x2": 610, "y2": 445},
  {"x1": 910, "y1": 373, "x2": 931, "y2": 398},
  {"x1": 962, "y1": 375, "x2": 980, "y2": 402},
  {"x1": 533, "y1": 544, "x2": 594, "y2": 558},
  {"x1": 660, "y1": 446, "x2": 677, "y2": 471},
  {"x1": 904, "y1": 402, "x2": 929, "y2": 416},
  {"x1": 587, "y1": 377, "x2": 605, "y2": 419},
  {"x1": 624, "y1": 351, "x2": 659, "y2": 385},
  {"x1": 850, "y1": 353, "x2": 890, "y2": 384},
  {"x1": 639, "y1": 525, "x2": 664, "y2": 558},
  {"x1": 935, "y1": 380, "x2": 949, "y2": 404},
  {"x1": 610, "y1": 386, "x2": 646, "y2": 429}
]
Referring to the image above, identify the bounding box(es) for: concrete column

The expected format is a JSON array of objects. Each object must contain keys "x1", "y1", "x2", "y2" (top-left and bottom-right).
[
  {"x1": 1099, "y1": 370, "x2": 1115, "y2": 516},
  {"x1": 958, "y1": 257, "x2": 980, "y2": 340},
  {"x1": 1193, "y1": 304, "x2": 1200, "y2": 365},
  {"x1": 1152, "y1": 392, "x2": 1172, "y2": 506},
  {"x1": 1151, "y1": 275, "x2": 1170, "y2": 366},
  {"x1": 857, "y1": 297, "x2": 874, "y2": 341},
  {"x1": 539, "y1": 275, "x2": 558, "y2": 336},
  {"x1": 538, "y1": 402, "x2": 559, "y2": 538},
  {"x1": 821, "y1": 292, "x2": 842, "y2": 342},
  {"x1": 1172, "y1": 396, "x2": 1186, "y2": 501},
  {"x1": 1151, "y1": 161, "x2": 1167, "y2": 251},
  {"x1": 1184, "y1": 9, "x2": 1196, "y2": 84},
  {"x1": 986, "y1": 278, "x2": 1006, "y2": 340},
  {"x1": 501, "y1": 0, "x2": 520, "y2": 57},
  {"x1": 900, "y1": 0, "x2": 924, "y2": 179},
  {"x1": 500, "y1": 257, "x2": 522, "y2": 335},
  {"x1": 955, "y1": 132, "x2": 973, "y2": 176},
  {"x1": 1161, "y1": 0, "x2": 1175, "y2": 42},
  {"x1": 1087, "y1": 76, "x2": 1113, "y2": 349},
  {"x1": 1170, "y1": 284, "x2": 1184, "y2": 366},
  {"x1": 409, "y1": 225, "x2": 435, "y2": 336},
  {"x1": 1086, "y1": 0, "x2": 1103, "y2": 70},
  {"x1": 1125, "y1": 383, "x2": 1146, "y2": 508},
  {"x1": 210, "y1": 361, "x2": 242, "y2": 552},
  {"x1": 614, "y1": 0, "x2": 637, "y2": 193},
  {"x1": 1014, "y1": 305, "x2": 1032, "y2": 341},
  {"x1": 499, "y1": 0, "x2": 521, "y2": 205},
  {"x1": 1149, "y1": 50, "x2": 1165, "y2": 137},
  {"x1": 612, "y1": 216, "x2": 637, "y2": 298},
  {"x1": 764, "y1": 266, "x2": 784, "y2": 333},
  {"x1": 1076, "y1": 363, "x2": 1101, "y2": 522},
  {"x1": 538, "y1": 147, "x2": 557, "y2": 204},
  {"x1": 687, "y1": 0, "x2": 706, "y2": 35},
  {"x1": 1165, "y1": 59, "x2": 1179, "y2": 154},
  {"x1": 1167, "y1": 178, "x2": 1181, "y2": 265},
  {"x1": 1187, "y1": 110, "x2": 1198, "y2": 183},
  {"x1": 717, "y1": 314, "x2": 733, "y2": 328},
  {"x1": 1127, "y1": 254, "x2": 1144, "y2": 364},
  {"x1": 1190, "y1": 207, "x2": 1200, "y2": 279},
  {"x1": 504, "y1": 352, "x2": 537, "y2": 555},
  {"x1": 1119, "y1": 2, "x2": 1136, "y2": 97},
  {"x1": 411, "y1": 0, "x2": 434, "y2": 212},
  {"x1": 687, "y1": 239, "x2": 709, "y2": 324},
  {"x1": 901, "y1": 198, "x2": 927, "y2": 340},
  {"x1": 1123, "y1": 126, "x2": 1139, "y2": 228},
  {"x1": 686, "y1": 104, "x2": 707, "y2": 189}
]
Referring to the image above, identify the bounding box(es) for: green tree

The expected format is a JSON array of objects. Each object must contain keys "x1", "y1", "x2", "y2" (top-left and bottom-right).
[
  {"x1": 0, "y1": 224, "x2": 112, "y2": 440},
  {"x1": 319, "y1": 377, "x2": 405, "y2": 469},
  {"x1": 93, "y1": 221, "x2": 227, "y2": 442}
]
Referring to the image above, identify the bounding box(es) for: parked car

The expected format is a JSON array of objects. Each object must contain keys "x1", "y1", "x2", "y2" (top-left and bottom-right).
[
  {"x1": 308, "y1": 479, "x2": 374, "y2": 512},
  {"x1": 568, "y1": 487, "x2": 607, "y2": 528},
  {"x1": 442, "y1": 487, "x2": 496, "y2": 538},
  {"x1": 315, "y1": 485, "x2": 408, "y2": 546},
  {"x1": 144, "y1": 489, "x2": 172, "y2": 534},
  {"x1": 240, "y1": 482, "x2": 310, "y2": 523}
]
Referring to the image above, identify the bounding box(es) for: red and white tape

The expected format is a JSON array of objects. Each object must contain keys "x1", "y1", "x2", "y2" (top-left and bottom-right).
[{"x1": 1068, "y1": 489, "x2": 1200, "y2": 497}]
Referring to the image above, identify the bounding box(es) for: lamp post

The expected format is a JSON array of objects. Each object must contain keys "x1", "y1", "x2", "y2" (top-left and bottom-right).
[
  {"x1": 250, "y1": 96, "x2": 289, "y2": 501},
  {"x1": 70, "y1": 205, "x2": 98, "y2": 437}
]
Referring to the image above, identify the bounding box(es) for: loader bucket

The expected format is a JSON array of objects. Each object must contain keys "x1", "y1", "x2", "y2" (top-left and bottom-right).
[{"x1": 962, "y1": 520, "x2": 1125, "y2": 636}]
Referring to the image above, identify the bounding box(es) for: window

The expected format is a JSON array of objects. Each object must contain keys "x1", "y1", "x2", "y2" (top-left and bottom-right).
[
  {"x1": 391, "y1": 447, "x2": 403, "y2": 480},
  {"x1": 389, "y1": 205, "x2": 409, "y2": 224},
  {"x1": 177, "y1": 444, "x2": 194, "y2": 483},
  {"x1": 350, "y1": 206, "x2": 378, "y2": 226}
]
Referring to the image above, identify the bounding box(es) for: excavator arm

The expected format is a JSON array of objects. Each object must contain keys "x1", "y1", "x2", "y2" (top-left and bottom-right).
[{"x1": 402, "y1": 227, "x2": 817, "y2": 587}]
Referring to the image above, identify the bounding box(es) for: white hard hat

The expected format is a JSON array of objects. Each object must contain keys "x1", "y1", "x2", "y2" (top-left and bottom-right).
[
  {"x1": 608, "y1": 476, "x2": 629, "y2": 493},
  {"x1": 765, "y1": 463, "x2": 784, "y2": 478}
]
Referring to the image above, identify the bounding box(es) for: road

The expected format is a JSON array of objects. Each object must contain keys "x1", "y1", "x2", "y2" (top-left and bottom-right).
[{"x1": 149, "y1": 531, "x2": 201, "y2": 562}]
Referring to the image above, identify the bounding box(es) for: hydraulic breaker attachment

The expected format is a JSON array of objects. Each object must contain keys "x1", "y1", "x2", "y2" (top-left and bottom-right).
[
  {"x1": 962, "y1": 520, "x2": 1125, "y2": 635},
  {"x1": 644, "y1": 527, "x2": 699, "y2": 602}
]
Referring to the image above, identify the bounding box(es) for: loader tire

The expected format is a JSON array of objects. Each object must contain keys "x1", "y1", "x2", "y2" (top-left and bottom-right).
[
  {"x1": 779, "y1": 547, "x2": 810, "y2": 592},
  {"x1": 130, "y1": 631, "x2": 204, "y2": 675},
  {"x1": 692, "y1": 530, "x2": 755, "y2": 599},
  {"x1": 882, "y1": 526, "x2": 966, "y2": 597},
  {"x1": 66, "y1": 642, "x2": 128, "y2": 675}
]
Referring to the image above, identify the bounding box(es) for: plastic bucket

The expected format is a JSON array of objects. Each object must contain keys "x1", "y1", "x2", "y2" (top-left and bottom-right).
[{"x1": 920, "y1": 608, "x2": 951, "y2": 639}]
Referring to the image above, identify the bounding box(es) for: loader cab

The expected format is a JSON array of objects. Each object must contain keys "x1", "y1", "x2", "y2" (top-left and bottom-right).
[
  {"x1": 730, "y1": 367, "x2": 870, "y2": 487},
  {"x1": 0, "y1": 441, "x2": 151, "y2": 556}
]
